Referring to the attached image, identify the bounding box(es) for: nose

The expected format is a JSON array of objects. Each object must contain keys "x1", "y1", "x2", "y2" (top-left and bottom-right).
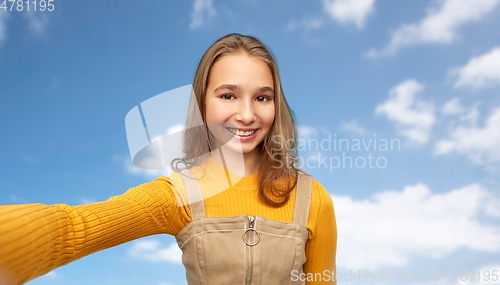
[{"x1": 235, "y1": 99, "x2": 256, "y2": 124}]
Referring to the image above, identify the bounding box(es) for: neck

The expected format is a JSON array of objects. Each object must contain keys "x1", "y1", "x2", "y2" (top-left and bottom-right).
[{"x1": 210, "y1": 145, "x2": 260, "y2": 178}]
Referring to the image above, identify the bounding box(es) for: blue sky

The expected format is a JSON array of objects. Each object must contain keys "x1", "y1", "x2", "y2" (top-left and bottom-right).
[{"x1": 1, "y1": 0, "x2": 500, "y2": 284}]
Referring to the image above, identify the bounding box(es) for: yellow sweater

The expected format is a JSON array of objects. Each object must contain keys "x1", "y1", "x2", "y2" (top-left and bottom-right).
[{"x1": 0, "y1": 157, "x2": 337, "y2": 284}]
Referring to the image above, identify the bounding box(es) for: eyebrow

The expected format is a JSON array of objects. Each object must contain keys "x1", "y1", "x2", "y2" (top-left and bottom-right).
[{"x1": 213, "y1": 84, "x2": 274, "y2": 94}]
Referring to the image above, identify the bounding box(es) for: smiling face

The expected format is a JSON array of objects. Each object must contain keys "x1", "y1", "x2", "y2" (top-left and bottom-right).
[{"x1": 205, "y1": 53, "x2": 275, "y2": 159}]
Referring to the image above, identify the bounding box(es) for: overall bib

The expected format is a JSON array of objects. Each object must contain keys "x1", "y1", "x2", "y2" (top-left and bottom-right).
[{"x1": 175, "y1": 169, "x2": 313, "y2": 285}]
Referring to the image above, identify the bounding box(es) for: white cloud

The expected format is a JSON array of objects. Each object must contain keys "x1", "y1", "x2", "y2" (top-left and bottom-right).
[
  {"x1": 338, "y1": 120, "x2": 367, "y2": 135},
  {"x1": 434, "y1": 105, "x2": 500, "y2": 165},
  {"x1": 0, "y1": 11, "x2": 9, "y2": 45},
  {"x1": 458, "y1": 101, "x2": 481, "y2": 126},
  {"x1": 322, "y1": 0, "x2": 376, "y2": 29},
  {"x1": 190, "y1": 0, "x2": 216, "y2": 30},
  {"x1": 78, "y1": 197, "x2": 97, "y2": 205},
  {"x1": 150, "y1": 124, "x2": 185, "y2": 142},
  {"x1": 334, "y1": 183, "x2": 500, "y2": 270},
  {"x1": 128, "y1": 239, "x2": 182, "y2": 263},
  {"x1": 121, "y1": 124, "x2": 187, "y2": 179},
  {"x1": 366, "y1": 0, "x2": 500, "y2": 58},
  {"x1": 455, "y1": 264, "x2": 500, "y2": 285},
  {"x1": 298, "y1": 125, "x2": 318, "y2": 139},
  {"x1": 0, "y1": 10, "x2": 52, "y2": 46},
  {"x1": 286, "y1": 0, "x2": 375, "y2": 33},
  {"x1": 451, "y1": 46, "x2": 500, "y2": 89},
  {"x1": 375, "y1": 79, "x2": 435, "y2": 144},
  {"x1": 167, "y1": 124, "x2": 185, "y2": 136},
  {"x1": 286, "y1": 17, "x2": 325, "y2": 32},
  {"x1": 123, "y1": 155, "x2": 169, "y2": 178},
  {"x1": 40, "y1": 270, "x2": 60, "y2": 279},
  {"x1": 23, "y1": 10, "x2": 50, "y2": 37},
  {"x1": 441, "y1": 97, "x2": 465, "y2": 115}
]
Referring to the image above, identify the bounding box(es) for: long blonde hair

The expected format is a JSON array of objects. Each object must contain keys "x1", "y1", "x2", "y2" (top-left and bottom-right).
[{"x1": 178, "y1": 33, "x2": 302, "y2": 207}]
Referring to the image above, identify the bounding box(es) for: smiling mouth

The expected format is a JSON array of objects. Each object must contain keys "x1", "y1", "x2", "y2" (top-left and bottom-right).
[{"x1": 226, "y1": 128, "x2": 258, "y2": 137}]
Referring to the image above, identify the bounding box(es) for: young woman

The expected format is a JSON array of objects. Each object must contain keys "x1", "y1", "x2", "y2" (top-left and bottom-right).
[{"x1": 0, "y1": 33, "x2": 337, "y2": 284}]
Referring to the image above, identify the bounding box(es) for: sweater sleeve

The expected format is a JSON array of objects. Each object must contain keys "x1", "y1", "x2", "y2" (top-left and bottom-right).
[
  {"x1": 0, "y1": 176, "x2": 189, "y2": 285},
  {"x1": 303, "y1": 180, "x2": 337, "y2": 284}
]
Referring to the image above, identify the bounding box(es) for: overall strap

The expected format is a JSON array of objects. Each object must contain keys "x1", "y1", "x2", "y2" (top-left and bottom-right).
[
  {"x1": 292, "y1": 172, "x2": 313, "y2": 228},
  {"x1": 179, "y1": 168, "x2": 207, "y2": 220}
]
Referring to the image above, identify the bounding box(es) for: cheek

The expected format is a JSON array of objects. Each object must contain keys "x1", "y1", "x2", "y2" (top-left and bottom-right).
[
  {"x1": 263, "y1": 108, "x2": 275, "y2": 128},
  {"x1": 206, "y1": 102, "x2": 227, "y2": 122}
]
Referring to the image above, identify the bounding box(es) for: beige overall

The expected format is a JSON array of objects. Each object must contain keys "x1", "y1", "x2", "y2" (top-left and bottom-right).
[{"x1": 175, "y1": 169, "x2": 313, "y2": 285}]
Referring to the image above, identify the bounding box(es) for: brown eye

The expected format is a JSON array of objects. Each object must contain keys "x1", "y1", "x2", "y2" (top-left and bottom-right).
[
  {"x1": 256, "y1": 96, "x2": 271, "y2": 102},
  {"x1": 221, "y1": 94, "x2": 235, "y2": 100}
]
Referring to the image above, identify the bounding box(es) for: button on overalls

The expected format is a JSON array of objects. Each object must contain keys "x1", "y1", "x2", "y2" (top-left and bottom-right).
[{"x1": 175, "y1": 168, "x2": 313, "y2": 285}]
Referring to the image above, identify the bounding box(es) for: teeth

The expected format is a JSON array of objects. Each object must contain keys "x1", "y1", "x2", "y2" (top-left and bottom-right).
[{"x1": 228, "y1": 128, "x2": 256, "y2": 136}]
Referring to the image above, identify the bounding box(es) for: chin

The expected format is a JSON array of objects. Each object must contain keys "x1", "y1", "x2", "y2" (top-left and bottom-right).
[{"x1": 222, "y1": 143, "x2": 258, "y2": 155}]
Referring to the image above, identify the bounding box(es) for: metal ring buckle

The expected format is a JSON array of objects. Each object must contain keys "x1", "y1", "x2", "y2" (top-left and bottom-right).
[{"x1": 242, "y1": 228, "x2": 260, "y2": 246}]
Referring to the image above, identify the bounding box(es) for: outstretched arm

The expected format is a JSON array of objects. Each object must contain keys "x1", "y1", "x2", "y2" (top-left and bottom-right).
[{"x1": 0, "y1": 176, "x2": 188, "y2": 284}]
